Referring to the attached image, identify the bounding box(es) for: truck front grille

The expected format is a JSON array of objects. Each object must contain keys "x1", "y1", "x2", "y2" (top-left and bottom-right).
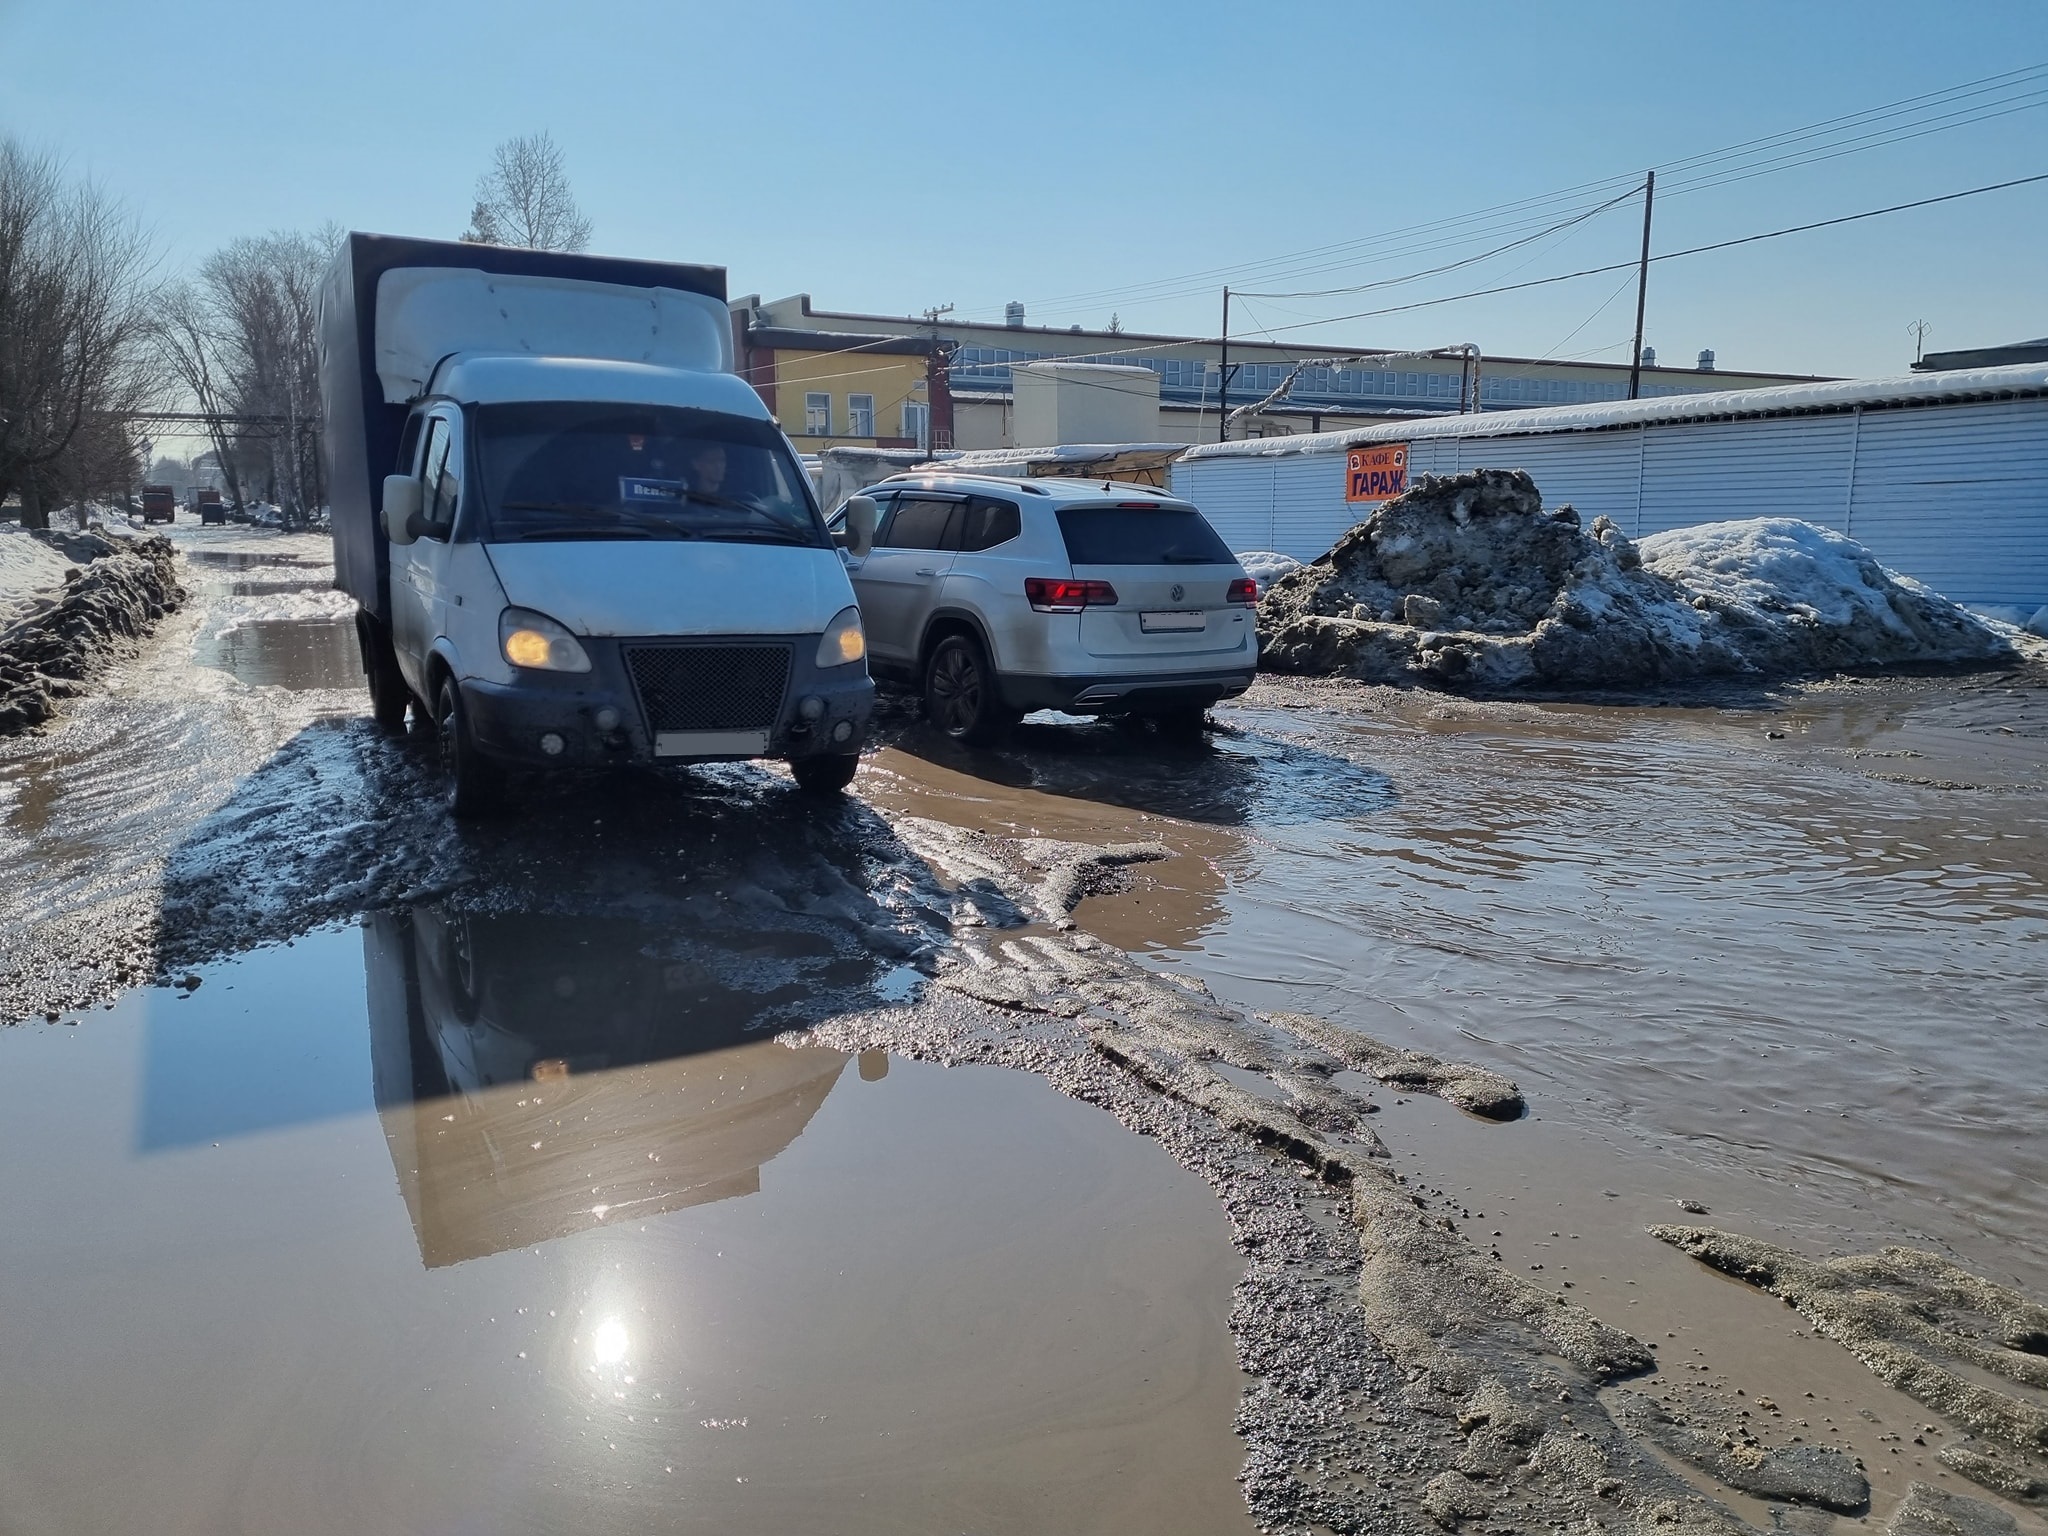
[{"x1": 624, "y1": 643, "x2": 792, "y2": 733}]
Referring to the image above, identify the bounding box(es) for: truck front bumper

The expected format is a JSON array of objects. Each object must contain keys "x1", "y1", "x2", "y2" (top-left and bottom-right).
[{"x1": 460, "y1": 634, "x2": 875, "y2": 769}]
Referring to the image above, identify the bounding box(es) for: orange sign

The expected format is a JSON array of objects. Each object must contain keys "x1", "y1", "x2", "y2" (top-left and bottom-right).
[{"x1": 1345, "y1": 443, "x2": 1409, "y2": 503}]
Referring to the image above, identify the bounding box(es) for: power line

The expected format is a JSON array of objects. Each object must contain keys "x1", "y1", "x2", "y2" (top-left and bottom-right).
[
  {"x1": 1236, "y1": 171, "x2": 2048, "y2": 341},
  {"x1": 974, "y1": 62, "x2": 2048, "y2": 320}
]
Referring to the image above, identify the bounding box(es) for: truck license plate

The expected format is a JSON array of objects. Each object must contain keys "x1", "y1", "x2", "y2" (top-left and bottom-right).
[
  {"x1": 1140, "y1": 610, "x2": 1207, "y2": 633},
  {"x1": 654, "y1": 730, "x2": 770, "y2": 757}
]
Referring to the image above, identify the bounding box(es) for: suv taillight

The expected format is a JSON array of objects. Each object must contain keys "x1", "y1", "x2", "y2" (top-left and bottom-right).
[
  {"x1": 1227, "y1": 576, "x2": 1258, "y2": 605},
  {"x1": 1025, "y1": 577, "x2": 1119, "y2": 613}
]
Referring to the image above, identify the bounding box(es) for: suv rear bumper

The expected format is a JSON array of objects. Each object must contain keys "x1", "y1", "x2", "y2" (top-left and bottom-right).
[{"x1": 998, "y1": 668, "x2": 1256, "y2": 716}]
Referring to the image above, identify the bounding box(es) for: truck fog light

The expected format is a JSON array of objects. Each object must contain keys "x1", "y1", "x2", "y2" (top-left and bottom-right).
[
  {"x1": 831, "y1": 719, "x2": 855, "y2": 744},
  {"x1": 799, "y1": 694, "x2": 825, "y2": 721},
  {"x1": 539, "y1": 732, "x2": 566, "y2": 756},
  {"x1": 594, "y1": 706, "x2": 621, "y2": 731}
]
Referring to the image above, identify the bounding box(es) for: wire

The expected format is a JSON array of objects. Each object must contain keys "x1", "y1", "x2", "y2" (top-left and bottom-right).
[
  {"x1": 1242, "y1": 171, "x2": 2048, "y2": 339},
  {"x1": 1236, "y1": 187, "x2": 1641, "y2": 300},
  {"x1": 973, "y1": 62, "x2": 2048, "y2": 320}
]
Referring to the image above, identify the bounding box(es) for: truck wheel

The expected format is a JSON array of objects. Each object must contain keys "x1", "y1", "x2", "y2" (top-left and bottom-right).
[
  {"x1": 924, "y1": 633, "x2": 1017, "y2": 746},
  {"x1": 790, "y1": 752, "x2": 860, "y2": 795},
  {"x1": 435, "y1": 676, "x2": 504, "y2": 820},
  {"x1": 357, "y1": 612, "x2": 409, "y2": 732}
]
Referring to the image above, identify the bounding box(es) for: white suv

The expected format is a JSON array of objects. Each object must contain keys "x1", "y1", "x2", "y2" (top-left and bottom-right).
[{"x1": 834, "y1": 473, "x2": 1258, "y2": 743}]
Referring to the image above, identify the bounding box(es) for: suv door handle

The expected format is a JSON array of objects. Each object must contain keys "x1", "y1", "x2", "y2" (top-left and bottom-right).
[{"x1": 914, "y1": 566, "x2": 940, "y2": 577}]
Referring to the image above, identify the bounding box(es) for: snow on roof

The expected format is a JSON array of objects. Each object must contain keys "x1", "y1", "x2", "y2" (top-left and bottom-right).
[
  {"x1": 1014, "y1": 361, "x2": 1158, "y2": 378},
  {"x1": 1179, "y1": 362, "x2": 2048, "y2": 462},
  {"x1": 945, "y1": 443, "x2": 1186, "y2": 469}
]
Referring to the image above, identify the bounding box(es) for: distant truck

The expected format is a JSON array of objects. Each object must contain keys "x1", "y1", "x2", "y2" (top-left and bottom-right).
[
  {"x1": 189, "y1": 487, "x2": 226, "y2": 524},
  {"x1": 140, "y1": 484, "x2": 176, "y2": 523},
  {"x1": 316, "y1": 233, "x2": 878, "y2": 816}
]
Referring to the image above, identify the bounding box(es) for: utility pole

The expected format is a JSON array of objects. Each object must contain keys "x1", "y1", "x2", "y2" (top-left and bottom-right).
[
  {"x1": 1626, "y1": 170, "x2": 1656, "y2": 401},
  {"x1": 1218, "y1": 286, "x2": 1231, "y2": 442}
]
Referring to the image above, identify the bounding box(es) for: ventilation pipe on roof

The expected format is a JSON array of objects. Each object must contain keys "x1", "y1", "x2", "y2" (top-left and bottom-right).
[
  {"x1": 1697, "y1": 349, "x2": 1716, "y2": 372},
  {"x1": 1641, "y1": 346, "x2": 1656, "y2": 368},
  {"x1": 1005, "y1": 301, "x2": 1025, "y2": 328}
]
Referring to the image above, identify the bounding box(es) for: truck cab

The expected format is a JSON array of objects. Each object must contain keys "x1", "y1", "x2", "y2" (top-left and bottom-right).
[{"x1": 318, "y1": 234, "x2": 877, "y2": 815}]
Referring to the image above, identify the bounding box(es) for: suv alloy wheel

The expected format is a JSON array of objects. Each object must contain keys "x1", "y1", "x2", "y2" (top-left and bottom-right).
[{"x1": 924, "y1": 633, "x2": 1017, "y2": 746}]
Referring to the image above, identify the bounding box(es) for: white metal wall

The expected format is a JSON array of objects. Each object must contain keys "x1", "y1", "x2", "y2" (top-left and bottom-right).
[{"x1": 1171, "y1": 395, "x2": 2048, "y2": 606}]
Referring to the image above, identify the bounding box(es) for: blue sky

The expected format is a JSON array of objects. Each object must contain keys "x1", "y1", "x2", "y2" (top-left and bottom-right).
[{"x1": 4, "y1": 0, "x2": 2044, "y2": 376}]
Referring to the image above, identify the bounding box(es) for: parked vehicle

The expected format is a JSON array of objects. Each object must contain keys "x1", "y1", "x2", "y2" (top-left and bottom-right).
[
  {"x1": 317, "y1": 232, "x2": 878, "y2": 816},
  {"x1": 140, "y1": 484, "x2": 176, "y2": 523},
  {"x1": 832, "y1": 473, "x2": 1257, "y2": 743},
  {"x1": 191, "y1": 488, "x2": 227, "y2": 524}
]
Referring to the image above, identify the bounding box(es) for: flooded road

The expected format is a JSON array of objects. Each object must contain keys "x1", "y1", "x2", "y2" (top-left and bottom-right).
[
  {"x1": 3, "y1": 523, "x2": 2045, "y2": 1534},
  {"x1": 0, "y1": 920, "x2": 1251, "y2": 1536}
]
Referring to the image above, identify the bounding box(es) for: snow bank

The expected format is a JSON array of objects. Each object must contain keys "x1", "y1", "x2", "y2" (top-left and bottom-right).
[
  {"x1": 1235, "y1": 550, "x2": 1302, "y2": 587},
  {"x1": 1257, "y1": 469, "x2": 2014, "y2": 692},
  {"x1": 1, "y1": 533, "x2": 184, "y2": 733},
  {"x1": 0, "y1": 525, "x2": 78, "y2": 629}
]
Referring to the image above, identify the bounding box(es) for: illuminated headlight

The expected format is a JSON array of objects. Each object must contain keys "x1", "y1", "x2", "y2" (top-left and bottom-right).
[
  {"x1": 499, "y1": 607, "x2": 591, "y2": 673},
  {"x1": 816, "y1": 605, "x2": 866, "y2": 667}
]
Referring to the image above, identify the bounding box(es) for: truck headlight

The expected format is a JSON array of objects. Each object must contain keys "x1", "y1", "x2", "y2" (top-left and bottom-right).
[
  {"x1": 500, "y1": 607, "x2": 592, "y2": 673},
  {"x1": 816, "y1": 605, "x2": 866, "y2": 667}
]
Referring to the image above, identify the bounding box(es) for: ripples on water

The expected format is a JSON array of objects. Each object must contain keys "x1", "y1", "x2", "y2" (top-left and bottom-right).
[{"x1": 1191, "y1": 699, "x2": 2048, "y2": 1275}]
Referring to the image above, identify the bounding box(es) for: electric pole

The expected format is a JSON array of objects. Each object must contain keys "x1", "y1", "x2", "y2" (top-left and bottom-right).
[
  {"x1": 1627, "y1": 170, "x2": 1655, "y2": 401},
  {"x1": 1218, "y1": 286, "x2": 1231, "y2": 442}
]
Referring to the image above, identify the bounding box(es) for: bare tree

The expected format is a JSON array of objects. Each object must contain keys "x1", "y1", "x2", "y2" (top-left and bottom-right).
[
  {"x1": 460, "y1": 132, "x2": 592, "y2": 251},
  {"x1": 150, "y1": 278, "x2": 245, "y2": 510},
  {"x1": 0, "y1": 138, "x2": 160, "y2": 528}
]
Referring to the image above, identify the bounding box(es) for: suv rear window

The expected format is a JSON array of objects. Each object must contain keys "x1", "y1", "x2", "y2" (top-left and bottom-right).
[{"x1": 1056, "y1": 503, "x2": 1234, "y2": 566}]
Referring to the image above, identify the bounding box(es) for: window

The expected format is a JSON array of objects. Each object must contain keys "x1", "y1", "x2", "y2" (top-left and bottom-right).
[
  {"x1": 416, "y1": 418, "x2": 451, "y2": 538},
  {"x1": 879, "y1": 496, "x2": 961, "y2": 550},
  {"x1": 848, "y1": 393, "x2": 875, "y2": 437},
  {"x1": 425, "y1": 414, "x2": 461, "y2": 533},
  {"x1": 1055, "y1": 503, "x2": 1233, "y2": 566},
  {"x1": 959, "y1": 497, "x2": 1020, "y2": 551},
  {"x1": 901, "y1": 400, "x2": 930, "y2": 449},
  {"x1": 805, "y1": 392, "x2": 830, "y2": 435}
]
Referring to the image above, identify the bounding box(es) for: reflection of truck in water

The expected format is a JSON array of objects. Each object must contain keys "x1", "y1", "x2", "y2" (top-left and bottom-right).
[
  {"x1": 317, "y1": 233, "x2": 880, "y2": 817},
  {"x1": 362, "y1": 907, "x2": 853, "y2": 1268},
  {"x1": 140, "y1": 484, "x2": 176, "y2": 523}
]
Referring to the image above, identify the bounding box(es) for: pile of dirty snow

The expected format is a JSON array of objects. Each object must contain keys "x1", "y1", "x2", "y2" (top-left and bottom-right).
[
  {"x1": 0, "y1": 531, "x2": 183, "y2": 733},
  {"x1": 1257, "y1": 468, "x2": 2014, "y2": 691},
  {"x1": 0, "y1": 524, "x2": 78, "y2": 630},
  {"x1": 1234, "y1": 550, "x2": 1302, "y2": 588}
]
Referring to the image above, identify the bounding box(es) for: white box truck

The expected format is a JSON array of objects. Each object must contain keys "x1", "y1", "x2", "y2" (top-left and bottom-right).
[{"x1": 317, "y1": 233, "x2": 877, "y2": 816}]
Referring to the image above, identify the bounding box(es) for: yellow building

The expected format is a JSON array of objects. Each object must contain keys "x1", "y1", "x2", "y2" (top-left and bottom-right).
[{"x1": 737, "y1": 326, "x2": 940, "y2": 451}]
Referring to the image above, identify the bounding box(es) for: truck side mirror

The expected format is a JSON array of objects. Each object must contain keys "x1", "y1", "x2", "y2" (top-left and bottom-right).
[
  {"x1": 382, "y1": 475, "x2": 422, "y2": 546},
  {"x1": 843, "y1": 495, "x2": 878, "y2": 558}
]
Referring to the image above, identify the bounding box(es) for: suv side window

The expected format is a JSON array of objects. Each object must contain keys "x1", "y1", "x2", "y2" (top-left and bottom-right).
[
  {"x1": 959, "y1": 497, "x2": 1021, "y2": 552},
  {"x1": 880, "y1": 495, "x2": 962, "y2": 551}
]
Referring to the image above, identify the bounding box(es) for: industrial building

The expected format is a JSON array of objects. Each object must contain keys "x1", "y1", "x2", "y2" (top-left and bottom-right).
[
  {"x1": 1170, "y1": 362, "x2": 2048, "y2": 609},
  {"x1": 731, "y1": 292, "x2": 1825, "y2": 452}
]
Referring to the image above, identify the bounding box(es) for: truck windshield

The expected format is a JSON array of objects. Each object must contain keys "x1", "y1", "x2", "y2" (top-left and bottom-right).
[{"x1": 474, "y1": 402, "x2": 827, "y2": 548}]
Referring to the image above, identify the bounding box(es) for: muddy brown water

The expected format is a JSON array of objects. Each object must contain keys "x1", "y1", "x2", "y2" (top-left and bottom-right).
[{"x1": 0, "y1": 917, "x2": 1253, "y2": 1536}]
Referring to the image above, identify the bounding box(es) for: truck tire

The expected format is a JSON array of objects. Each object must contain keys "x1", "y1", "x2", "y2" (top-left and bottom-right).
[
  {"x1": 436, "y1": 675, "x2": 504, "y2": 820},
  {"x1": 357, "y1": 611, "x2": 409, "y2": 732},
  {"x1": 790, "y1": 752, "x2": 860, "y2": 795},
  {"x1": 924, "y1": 633, "x2": 1017, "y2": 747}
]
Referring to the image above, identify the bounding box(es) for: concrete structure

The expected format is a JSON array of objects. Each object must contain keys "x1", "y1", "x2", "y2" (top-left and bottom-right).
[
  {"x1": 1170, "y1": 363, "x2": 2048, "y2": 609},
  {"x1": 1011, "y1": 361, "x2": 1160, "y2": 447},
  {"x1": 732, "y1": 293, "x2": 1826, "y2": 451}
]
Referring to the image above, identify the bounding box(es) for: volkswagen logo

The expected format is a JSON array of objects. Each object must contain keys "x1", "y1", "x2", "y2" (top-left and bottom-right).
[{"x1": 1170, "y1": 583, "x2": 1185, "y2": 602}]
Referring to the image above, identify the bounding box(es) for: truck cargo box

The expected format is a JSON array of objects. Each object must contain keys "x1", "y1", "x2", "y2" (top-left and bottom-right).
[{"x1": 316, "y1": 233, "x2": 728, "y2": 619}]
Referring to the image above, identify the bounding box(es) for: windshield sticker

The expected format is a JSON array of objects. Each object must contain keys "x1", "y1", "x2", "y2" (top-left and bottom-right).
[{"x1": 619, "y1": 475, "x2": 691, "y2": 506}]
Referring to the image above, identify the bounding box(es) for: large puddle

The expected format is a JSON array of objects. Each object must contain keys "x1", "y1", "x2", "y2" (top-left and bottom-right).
[{"x1": 0, "y1": 915, "x2": 1253, "y2": 1535}]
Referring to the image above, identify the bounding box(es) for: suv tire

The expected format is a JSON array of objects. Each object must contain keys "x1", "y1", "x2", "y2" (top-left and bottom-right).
[
  {"x1": 436, "y1": 675, "x2": 504, "y2": 820},
  {"x1": 1153, "y1": 705, "x2": 1211, "y2": 741},
  {"x1": 924, "y1": 633, "x2": 1017, "y2": 746}
]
